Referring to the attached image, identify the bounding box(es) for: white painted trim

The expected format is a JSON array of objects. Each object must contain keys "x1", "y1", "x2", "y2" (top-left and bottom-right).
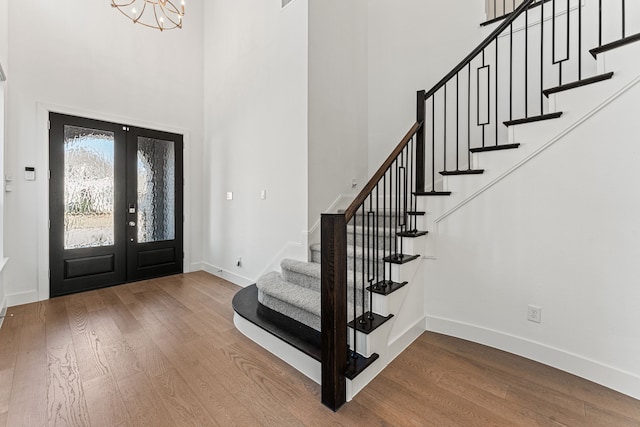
[
  {"x1": 425, "y1": 315, "x2": 640, "y2": 400},
  {"x1": 36, "y1": 102, "x2": 194, "y2": 302},
  {"x1": 233, "y1": 312, "x2": 321, "y2": 384},
  {"x1": 201, "y1": 262, "x2": 254, "y2": 288},
  {"x1": 0, "y1": 296, "x2": 7, "y2": 330},
  {"x1": 435, "y1": 71, "x2": 640, "y2": 225},
  {"x1": 7, "y1": 291, "x2": 38, "y2": 308},
  {"x1": 260, "y1": 237, "x2": 306, "y2": 275},
  {"x1": 308, "y1": 193, "x2": 356, "y2": 236}
]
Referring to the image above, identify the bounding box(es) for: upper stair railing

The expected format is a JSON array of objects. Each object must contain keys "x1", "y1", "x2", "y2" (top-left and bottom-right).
[
  {"x1": 419, "y1": 0, "x2": 639, "y2": 194},
  {"x1": 321, "y1": 0, "x2": 639, "y2": 411}
]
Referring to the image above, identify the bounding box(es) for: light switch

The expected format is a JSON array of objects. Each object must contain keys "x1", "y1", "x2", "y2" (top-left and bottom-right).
[
  {"x1": 226, "y1": 192, "x2": 233, "y2": 200},
  {"x1": 260, "y1": 190, "x2": 267, "y2": 200}
]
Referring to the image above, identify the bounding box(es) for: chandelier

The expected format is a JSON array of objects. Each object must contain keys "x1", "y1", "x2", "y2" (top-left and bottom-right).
[{"x1": 111, "y1": 0, "x2": 185, "y2": 31}]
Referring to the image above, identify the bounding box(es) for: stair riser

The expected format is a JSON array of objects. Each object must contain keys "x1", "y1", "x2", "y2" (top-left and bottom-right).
[{"x1": 348, "y1": 320, "x2": 394, "y2": 359}]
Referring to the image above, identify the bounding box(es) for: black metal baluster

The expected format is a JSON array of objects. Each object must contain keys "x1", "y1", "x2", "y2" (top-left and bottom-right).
[
  {"x1": 598, "y1": 0, "x2": 602, "y2": 47},
  {"x1": 360, "y1": 205, "x2": 365, "y2": 326},
  {"x1": 622, "y1": 0, "x2": 626, "y2": 38},
  {"x1": 525, "y1": 3, "x2": 529, "y2": 117},
  {"x1": 373, "y1": 186, "x2": 378, "y2": 314},
  {"x1": 409, "y1": 137, "x2": 416, "y2": 231},
  {"x1": 444, "y1": 84, "x2": 447, "y2": 172},
  {"x1": 495, "y1": 37, "x2": 499, "y2": 146},
  {"x1": 577, "y1": 0, "x2": 581, "y2": 80},
  {"x1": 367, "y1": 198, "x2": 373, "y2": 321},
  {"x1": 540, "y1": 0, "x2": 545, "y2": 114},
  {"x1": 467, "y1": 63, "x2": 471, "y2": 168},
  {"x1": 382, "y1": 174, "x2": 387, "y2": 288},
  {"x1": 431, "y1": 96, "x2": 435, "y2": 191},
  {"x1": 456, "y1": 73, "x2": 460, "y2": 170},
  {"x1": 352, "y1": 210, "x2": 357, "y2": 359},
  {"x1": 510, "y1": 22, "x2": 514, "y2": 121}
]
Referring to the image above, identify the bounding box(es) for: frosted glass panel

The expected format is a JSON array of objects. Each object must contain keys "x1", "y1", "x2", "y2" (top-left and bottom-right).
[
  {"x1": 137, "y1": 137, "x2": 176, "y2": 243},
  {"x1": 64, "y1": 126, "x2": 115, "y2": 249}
]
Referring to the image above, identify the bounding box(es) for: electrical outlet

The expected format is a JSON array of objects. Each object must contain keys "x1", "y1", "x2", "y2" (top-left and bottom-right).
[
  {"x1": 527, "y1": 305, "x2": 542, "y2": 323},
  {"x1": 226, "y1": 192, "x2": 233, "y2": 200}
]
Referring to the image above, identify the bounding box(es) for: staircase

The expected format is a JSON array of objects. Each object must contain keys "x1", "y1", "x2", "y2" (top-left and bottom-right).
[{"x1": 233, "y1": 0, "x2": 640, "y2": 411}]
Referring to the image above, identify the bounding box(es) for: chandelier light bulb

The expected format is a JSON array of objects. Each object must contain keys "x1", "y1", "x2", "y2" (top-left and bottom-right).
[{"x1": 111, "y1": 0, "x2": 185, "y2": 31}]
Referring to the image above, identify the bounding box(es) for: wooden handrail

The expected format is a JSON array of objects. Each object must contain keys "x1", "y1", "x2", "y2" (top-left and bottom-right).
[
  {"x1": 344, "y1": 121, "x2": 421, "y2": 220},
  {"x1": 424, "y1": 0, "x2": 537, "y2": 99}
]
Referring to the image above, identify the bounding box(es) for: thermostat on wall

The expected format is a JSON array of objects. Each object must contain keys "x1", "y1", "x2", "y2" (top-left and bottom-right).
[{"x1": 25, "y1": 167, "x2": 36, "y2": 181}]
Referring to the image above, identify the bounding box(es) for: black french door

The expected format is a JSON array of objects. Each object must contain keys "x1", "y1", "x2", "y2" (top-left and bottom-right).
[{"x1": 49, "y1": 113, "x2": 183, "y2": 297}]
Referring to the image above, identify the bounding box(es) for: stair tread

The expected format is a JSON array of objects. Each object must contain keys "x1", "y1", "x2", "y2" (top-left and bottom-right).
[
  {"x1": 233, "y1": 284, "x2": 322, "y2": 361},
  {"x1": 543, "y1": 72, "x2": 615, "y2": 97},
  {"x1": 504, "y1": 112, "x2": 563, "y2": 127},
  {"x1": 470, "y1": 143, "x2": 520, "y2": 153},
  {"x1": 590, "y1": 32, "x2": 640, "y2": 58},
  {"x1": 439, "y1": 169, "x2": 484, "y2": 176}
]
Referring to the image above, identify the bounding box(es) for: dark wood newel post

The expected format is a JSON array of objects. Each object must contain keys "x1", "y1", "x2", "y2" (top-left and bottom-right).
[
  {"x1": 416, "y1": 90, "x2": 426, "y2": 193},
  {"x1": 320, "y1": 213, "x2": 348, "y2": 412}
]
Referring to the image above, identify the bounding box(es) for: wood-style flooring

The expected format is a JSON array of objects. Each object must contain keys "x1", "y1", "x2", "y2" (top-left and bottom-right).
[{"x1": 0, "y1": 272, "x2": 638, "y2": 426}]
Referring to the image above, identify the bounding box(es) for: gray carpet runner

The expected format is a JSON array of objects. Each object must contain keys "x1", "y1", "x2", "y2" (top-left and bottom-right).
[{"x1": 256, "y1": 226, "x2": 399, "y2": 331}]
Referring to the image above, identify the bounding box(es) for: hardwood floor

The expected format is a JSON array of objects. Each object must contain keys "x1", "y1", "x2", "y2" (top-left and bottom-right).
[{"x1": 0, "y1": 272, "x2": 638, "y2": 426}]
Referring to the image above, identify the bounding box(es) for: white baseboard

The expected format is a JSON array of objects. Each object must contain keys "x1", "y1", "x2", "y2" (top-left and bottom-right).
[
  {"x1": 0, "y1": 297, "x2": 7, "y2": 330},
  {"x1": 425, "y1": 315, "x2": 640, "y2": 400},
  {"x1": 233, "y1": 312, "x2": 321, "y2": 384},
  {"x1": 187, "y1": 261, "x2": 204, "y2": 273},
  {"x1": 201, "y1": 262, "x2": 254, "y2": 288},
  {"x1": 7, "y1": 290, "x2": 39, "y2": 308}
]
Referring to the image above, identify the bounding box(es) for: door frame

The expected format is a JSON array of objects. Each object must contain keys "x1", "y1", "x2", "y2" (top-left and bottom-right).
[{"x1": 36, "y1": 102, "x2": 193, "y2": 301}]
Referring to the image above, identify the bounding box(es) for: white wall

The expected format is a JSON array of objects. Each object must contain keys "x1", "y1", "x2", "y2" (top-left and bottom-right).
[
  {"x1": 5, "y1": 0, "x2": 204, "y2": 304},
  {"x1": 202, "y1": 0, "x2": 309, "y2": 284},
  {"x1": 0, "y1": 0, "x2": 7, "y2": 315},
  {"x1": 367, "y1": 0, "x2": 486, "y2": 174},
  {"x1": 308, "y1": 0, "x2": 369, "y2": 229},
  {"x1": 425, "y1": 69, "x2": 640, "y2": 399}
]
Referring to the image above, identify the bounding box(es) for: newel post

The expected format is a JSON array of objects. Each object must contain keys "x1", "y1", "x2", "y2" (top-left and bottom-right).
[
  {"x1": 320, "y1": 213, "x2": 347, "y2": 411},
  {"x1": 416, "y1": 89, "x2": 426, "y2": 193}
]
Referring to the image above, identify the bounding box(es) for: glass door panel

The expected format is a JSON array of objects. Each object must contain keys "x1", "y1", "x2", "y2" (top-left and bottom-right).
[
  {"x1": 63, "y1": 126, "x2": 115, "y2": 249},
  {"x1": 137, "y1": 137, "x2": 176, "y2": 243}
]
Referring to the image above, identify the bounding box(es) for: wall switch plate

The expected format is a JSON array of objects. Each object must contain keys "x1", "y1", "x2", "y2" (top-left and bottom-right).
[
  {"x1": 260, "y1": 190, "x2": 267, "y2": 200},
  {"x1": 527, "y1": 305, "x2": 542, "y2": 323},
  {"x1": 226, "y1": 192, "x2": 233, "y2": 200}
]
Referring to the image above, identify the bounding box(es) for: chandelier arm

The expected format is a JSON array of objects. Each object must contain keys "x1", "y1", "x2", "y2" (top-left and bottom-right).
[
  {"x1": 111, "y1": 0, "x2": 137, "y2": 7},
  {"x1": 112, "y1": 0, "x2": 184, "y2": 30},
  {"x1": 159, "y1": 1, "x2": 183, "y2": 28},
  {"x1": 152, "y1": 3, "x2": 164, "y2": 30}
]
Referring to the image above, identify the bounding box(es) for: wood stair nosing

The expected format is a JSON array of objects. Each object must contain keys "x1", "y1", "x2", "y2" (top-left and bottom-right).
[
  {"x1": 470, "y1": 143, "x2": 520, "y2": 153},
  {"x1": 543, "y1": 72, "x2": 615, "y2": 97},
  {"x1": 348, "y1": 312, "x2": 393, "y2": 335},
  {"x1": 414, "y1": 191, "x2": 452, "y2": 197},
  {"x1": 439, "y1": 169, "x2": 485, "y2": 176},
  {"x1": 503, "y1": 112, "x2": 563, "y2": 127},
  {"x1": 590, "y1": 32, "x2": 640, "y2": 58}
]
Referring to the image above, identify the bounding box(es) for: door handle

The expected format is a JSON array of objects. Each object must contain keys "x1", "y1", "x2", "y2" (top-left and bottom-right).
[{"x1": 128, "y1": 221, "x2": 136, "y2": 227}]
